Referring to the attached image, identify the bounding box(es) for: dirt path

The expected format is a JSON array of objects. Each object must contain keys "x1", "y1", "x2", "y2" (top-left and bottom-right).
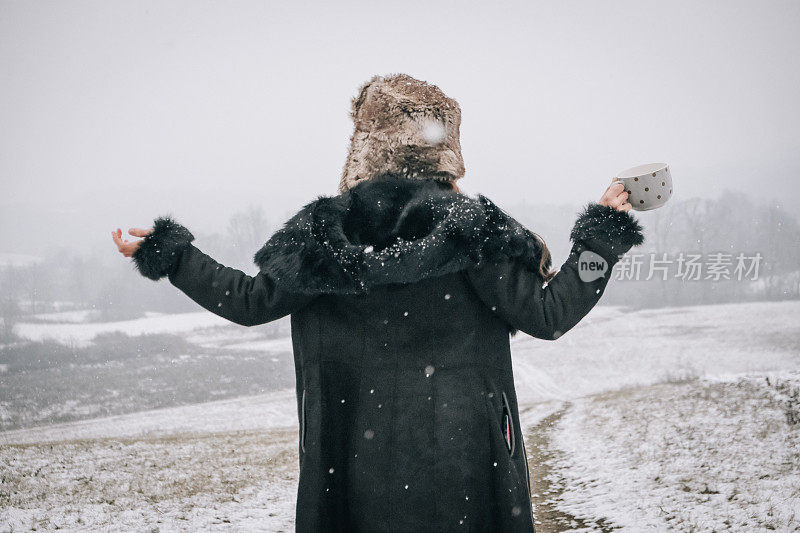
[{"x1": 523, "y1": 404, "x2": 618, "y2": 533}]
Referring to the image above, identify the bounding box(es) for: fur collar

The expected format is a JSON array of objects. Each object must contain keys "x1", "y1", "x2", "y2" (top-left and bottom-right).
[{"x1": 254, "y1": 174, "x2": 549, "y2": 295}]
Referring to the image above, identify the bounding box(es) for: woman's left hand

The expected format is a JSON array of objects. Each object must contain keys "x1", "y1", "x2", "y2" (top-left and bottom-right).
[
  {"x1": 598, "y1": 179, "x2": 632, "y2": 212},
  {"x1": 111, "y1": 227, "x2": 153, "y2": 257}
]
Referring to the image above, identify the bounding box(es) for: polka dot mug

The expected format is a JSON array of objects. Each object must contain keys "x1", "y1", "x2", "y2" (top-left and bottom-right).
[{"x1": 613, "y1": 163, "x2": 673, "y2": 211}]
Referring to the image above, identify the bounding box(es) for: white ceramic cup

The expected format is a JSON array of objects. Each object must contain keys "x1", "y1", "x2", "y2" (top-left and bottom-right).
[{"x1": 614, "y1": 163, "x2": 673, "y2": 211}]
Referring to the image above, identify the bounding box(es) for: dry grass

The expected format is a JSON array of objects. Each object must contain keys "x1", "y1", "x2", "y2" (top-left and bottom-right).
[{"x1": 1, "y1": 428, "x2": 300, "y2": 531}]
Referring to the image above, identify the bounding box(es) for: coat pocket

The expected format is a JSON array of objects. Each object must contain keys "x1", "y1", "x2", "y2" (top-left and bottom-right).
[
  {"x1": 501, "y1": 391, "x2": 516, "y2": 457},
  {"x1": 300, "y1": 388, "x2": 307, "y2": 453}
]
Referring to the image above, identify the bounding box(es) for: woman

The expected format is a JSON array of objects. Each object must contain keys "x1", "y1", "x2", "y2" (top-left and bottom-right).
[{"x1": 112, "y1": 73, "x2": 643, "y2": 532}]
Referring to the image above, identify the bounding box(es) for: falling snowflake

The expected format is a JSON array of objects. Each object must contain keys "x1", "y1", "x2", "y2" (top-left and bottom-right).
[{"x1": 422, "y1": 120, "x2": 446, "y2": 144}]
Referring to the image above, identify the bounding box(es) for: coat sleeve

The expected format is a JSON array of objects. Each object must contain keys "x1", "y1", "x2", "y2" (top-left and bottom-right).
[
  {"x1": 131, "y1": 216, "x2": 315, "y2": 326},
  {"x1": 464, "y1": 203, "x2": 645, "y2": 340}
]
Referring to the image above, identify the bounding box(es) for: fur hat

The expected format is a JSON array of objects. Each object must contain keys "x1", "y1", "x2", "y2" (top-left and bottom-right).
[{"x1": 338, "y1": 73, "x2": 465, "y2": 194}]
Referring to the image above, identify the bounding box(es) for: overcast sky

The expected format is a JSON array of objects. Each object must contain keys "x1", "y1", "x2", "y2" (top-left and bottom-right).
[{"x1": 1, "y1": 0, "x2": 798, "y2": 258}]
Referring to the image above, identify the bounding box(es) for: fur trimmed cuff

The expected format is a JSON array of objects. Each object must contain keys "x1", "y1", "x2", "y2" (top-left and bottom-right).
[
  {"x1": 569, "y1": 203, "x2": 645, "y2": 261},
  {"x1": 132, "y1": 216, "x2": 195, "y2": 280}
]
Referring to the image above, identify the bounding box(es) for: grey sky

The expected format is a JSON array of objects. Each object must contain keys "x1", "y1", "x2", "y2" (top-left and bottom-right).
[{"x1": 1, "y1": 0, "x2": 798, "y2": 257}]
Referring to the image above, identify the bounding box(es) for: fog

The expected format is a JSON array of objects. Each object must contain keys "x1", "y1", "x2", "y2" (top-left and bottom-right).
[
  {"x1": 2, "y1": 3, "x2": 800, "y2": 531},
  {"x1": 1, "y1": 0, "x2": 799, "y2": 259}
]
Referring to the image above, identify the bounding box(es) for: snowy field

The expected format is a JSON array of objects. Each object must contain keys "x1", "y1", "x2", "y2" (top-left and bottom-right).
[
  {"x1": 1, "y1": 301, "x2": 799, "y2": 531},
  {"x1": 13, "y1": 311, "x2": 235, "y2": 347},
  {"x1": 529, "y1": 374, "x2": 800, "y2": 532},
  {"x1": 0, "y1": 314, "x2": 294, "y2": 431}
]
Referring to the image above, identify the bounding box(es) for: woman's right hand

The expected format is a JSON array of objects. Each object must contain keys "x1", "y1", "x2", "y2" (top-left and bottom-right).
[{"x1": 111, "y1": 227, "x2": 153, "y2": 258}]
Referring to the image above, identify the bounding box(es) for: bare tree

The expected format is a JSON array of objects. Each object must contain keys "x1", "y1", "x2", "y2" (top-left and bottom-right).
[
  {"x1": 225, "y1": 205, "x2": 272, "y2": 270},
  {"x1": 0, "y1": 266, "x2": 22, "y2": 341}
]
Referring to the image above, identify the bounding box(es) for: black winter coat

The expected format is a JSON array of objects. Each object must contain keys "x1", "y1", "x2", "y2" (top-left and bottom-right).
[{"x1": 132, "y1": 174, "x2": 644, "y2": 532}]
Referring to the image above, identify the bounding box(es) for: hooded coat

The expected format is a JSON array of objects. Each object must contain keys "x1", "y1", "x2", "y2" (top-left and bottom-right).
[{"x1": 132, "y1": 174, "x2": 644, "y2": 532}]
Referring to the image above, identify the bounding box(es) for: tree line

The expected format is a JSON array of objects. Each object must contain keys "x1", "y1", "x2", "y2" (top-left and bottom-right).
[{"x1": 1, "y1": 190, "x2": 798, "y2": 342}]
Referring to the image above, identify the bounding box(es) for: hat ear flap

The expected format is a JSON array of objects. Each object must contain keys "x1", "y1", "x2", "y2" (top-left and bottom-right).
[{"x1": 350, "y1": 75, "x2": 380, "y2": 121}]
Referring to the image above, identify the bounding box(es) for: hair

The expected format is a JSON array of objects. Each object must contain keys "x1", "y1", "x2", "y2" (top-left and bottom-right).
[
  {"x1": 437, "y1": 180, "x2": 556, "y2": 282},
  {"x1": 533, "y1": 235, "x2": 556, "y2": 282}
]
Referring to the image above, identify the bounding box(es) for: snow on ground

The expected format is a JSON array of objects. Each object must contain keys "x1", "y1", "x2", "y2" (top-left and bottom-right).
[
  {"x1": 1, "y1": 315, "x2": 295, "y2": 431},
  {"x1": 223, "y1": 337, "x2": 295, "y2": 353},
  {"x1": 13, "y1": 310, "x2": 291, "y2": 352},
  {"x1": 28, "y1": 310, "x2": 96, "y2": 324},
  {"x1": 186, "y1": 328, "x2": 294, "y2": 353},
  {"x1": 13, "y1": 312, "x2": 231, "y2": 347},
  {"x1": 0, "y1": 389, "x2": 298, "y2": 446},
  {"x1": 540, "y1": 373, "x2": 800, "y2": 532},
  {"x1": 1, "y1": 428, "x2": 299, "y2": 532},
  {"x1": 511, "y1": 300, "x2": 800, "y2": 409},
  {"x1": 1, "y1": 300, "x2": 798, "y2": 531}
]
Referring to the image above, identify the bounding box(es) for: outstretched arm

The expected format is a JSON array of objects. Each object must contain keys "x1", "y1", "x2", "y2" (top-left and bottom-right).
[
  {"x1": 112, "y1": 217, "x2": 314, "y2": 326},
  {"x1": 465, "y1": 181, "x2": 644, "y2": 340}
]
